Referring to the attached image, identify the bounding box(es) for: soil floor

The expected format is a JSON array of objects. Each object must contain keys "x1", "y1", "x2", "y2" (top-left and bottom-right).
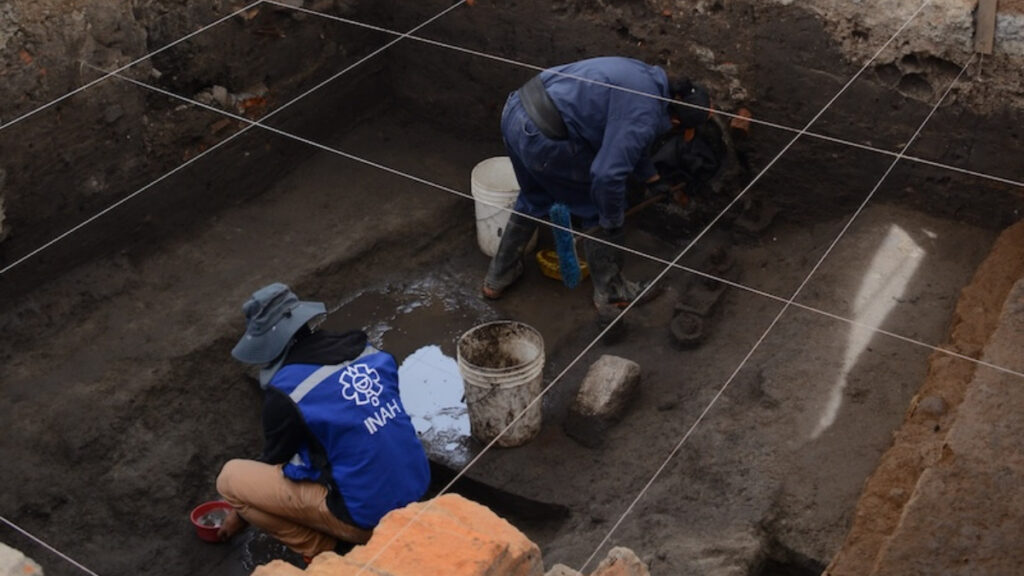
[{"x1": 0, "y1": 107, "x2": 1005, "y2": 576}]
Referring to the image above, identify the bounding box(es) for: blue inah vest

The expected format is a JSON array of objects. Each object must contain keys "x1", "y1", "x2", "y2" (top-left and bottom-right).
[{"x1": 269, "y1": 346, "x2": 430, "y2": 528}]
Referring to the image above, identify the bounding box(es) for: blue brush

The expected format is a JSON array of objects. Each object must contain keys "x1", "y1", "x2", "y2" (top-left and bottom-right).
[{"x1": 549, "y1": 203, "x2": 581, "y2": 289}]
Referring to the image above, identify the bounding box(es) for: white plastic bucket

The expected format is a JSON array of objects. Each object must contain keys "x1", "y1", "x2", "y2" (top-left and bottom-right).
[
  {"x1": 471, "y1": 157, "x2": 536, "y2": 257},
  {"x1": 457, "y1": 321, "x2": 545, "y2": 447}
]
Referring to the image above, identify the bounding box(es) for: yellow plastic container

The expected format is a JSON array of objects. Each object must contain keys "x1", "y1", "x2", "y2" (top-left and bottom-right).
[{"x1": 535, "y1": 249, "x2": 590, "y2": 282}]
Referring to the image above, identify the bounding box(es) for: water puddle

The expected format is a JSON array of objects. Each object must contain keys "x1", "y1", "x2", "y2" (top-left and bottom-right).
[
  {"x1": 398, "y1": 345, "x2": 473, "y2": 468},
  {"x1": 322, "y1": 276, "x2": 497, "y2": 362},
  {"x1": 319, "y1": 276, "x2": 494, "y2": 468}
]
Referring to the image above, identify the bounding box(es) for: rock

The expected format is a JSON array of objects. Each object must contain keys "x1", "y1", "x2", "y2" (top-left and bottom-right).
[
  {"x1": 103, "y1": 104, "x2": 124, "y2": 124},
  {"x1": 211, "y1": 85, "x2": 232, "y2": 108},
  {"x1": 591, "y1": 546, "x2": 650, "y2": 576},
  {"x1": 670, "y1": 311, "x2": 704, "y2": 348},
  {"x1": 545, "y1": 565, "x2": 583, "y2": 576},
  {"x1": 252, "y1": 561, "x2": 303, "y2": 576},
  {"x1": 565, "y1": 355, "x2": 641, "y2": 448},
  {"x1": 250, "y1": 501, "x2": 653, "y2": 576},
  {"x1": 254, "y1": 495, "x2": 543, "y2": 576},
  {"x1": 914, "y1": 395, "x2": 947, "y2": 417},
  {"x1": 345, "y1": 494, "x2": 543, "y2": 575},
  {"x1": 87, "y1": 4, "x2": 145, "y2": 48},
  {"x1": 0, "y1": 543, "x2": 43, "y2": 576}
]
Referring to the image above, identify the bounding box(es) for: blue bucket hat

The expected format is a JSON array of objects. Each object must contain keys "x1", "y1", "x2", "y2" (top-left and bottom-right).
[{"x1": 231, "y1": 282, "x2": 327, "y2": 365}]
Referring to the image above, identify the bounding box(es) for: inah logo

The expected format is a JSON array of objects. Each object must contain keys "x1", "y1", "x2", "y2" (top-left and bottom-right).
[{"x1": 339, "y1": 363, "x2": 383, "y2": 406}]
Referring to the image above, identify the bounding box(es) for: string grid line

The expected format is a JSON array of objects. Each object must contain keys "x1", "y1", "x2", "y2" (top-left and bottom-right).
[
  {"x1": 0, "y1": 0, "x2": 468, "y2": 277},
  {"x1": 263, "y1": 0, "x2": 1024, "y2": 190},
  {"x1": 99, "y1": 65, "x2": 1024, "y2": 389},
  {"x1": 1, "y1": 0, "x2": 1020, "y2": 573},
  {"x1": 585, "y1": 23, "x2": 991, "y2": 576},
  {"x1": 100, "y1": 54, "x2": 1024, "y2": 574},
  {"x1": 3, "y1": 1, "x2": 1021, "y2": 278},
  {"x1": 0, "y1": 1, "x2": 264, "y2": 133},
  {"x1": 0, "y1": 515, "x2": 100, "y2": 576}
]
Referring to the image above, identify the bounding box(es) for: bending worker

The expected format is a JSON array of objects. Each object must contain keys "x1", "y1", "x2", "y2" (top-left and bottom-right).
[
  {"x1": 482, "y1": 56, "x2": 711, "y2": 319},
  {"x1": 215, "y1": 282, "x2": 430, "y2": 560}
]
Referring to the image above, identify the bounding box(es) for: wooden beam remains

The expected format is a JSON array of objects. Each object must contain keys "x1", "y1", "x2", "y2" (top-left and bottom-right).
[{"x1": 975, "y1": 0, "x2": 999, "y2": 54}]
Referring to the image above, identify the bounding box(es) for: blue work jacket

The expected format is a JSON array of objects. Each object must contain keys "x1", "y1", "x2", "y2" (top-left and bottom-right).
[{"x1": 502, "y1": 56, "x2": 673, "y2": 229}]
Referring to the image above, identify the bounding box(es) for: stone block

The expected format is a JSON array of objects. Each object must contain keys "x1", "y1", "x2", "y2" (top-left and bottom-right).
[
  {"x1": 564, "y1": 355, "x2": 641, "y2": 448},
  {"x1": 592, "y1": 547, "x2": 650, "y2": 576},
  {"x1": 545, "y1": 564, "x2": 583, "y2": 576},
  {"x1": 252, "y1": 560, "x2": 305, "y2": 576},
  {"x1": 252, "y1": 494, "x2": 543, "y2": 576},
  {"x1": 0, "y1": 542, "x2": 43, "y2": 576}
]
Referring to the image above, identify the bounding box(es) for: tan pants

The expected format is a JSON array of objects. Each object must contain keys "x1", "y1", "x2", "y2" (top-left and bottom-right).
[{"x1": 216, "y1": 459, "x2": 372, "y2": 557}]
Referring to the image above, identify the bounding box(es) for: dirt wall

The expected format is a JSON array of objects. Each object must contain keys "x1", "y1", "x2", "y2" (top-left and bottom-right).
[
  {"x1": 0, "y1": 1, "x2": 380, "y2": 294},
  {"x1": 387, "y1": 0, "x2": 1024, "y2": 228},
  {"x1": 1, "y1": 1, "x2": 1023, "y2": 574},
  {"x1": 2, "y1": 0, "x2": 1023, "y2": 294},
  {"x1": 825, "y1": 219, "x2": 1024, "y2": 576}
]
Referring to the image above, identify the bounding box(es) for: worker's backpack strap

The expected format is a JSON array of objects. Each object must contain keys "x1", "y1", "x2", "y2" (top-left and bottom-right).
[
  {"x1": 288, "y1": 345, "x2": 378, "y2": 404},
  {"x1": 518, "y1": 74, "x2": 569, "y2": 140}
]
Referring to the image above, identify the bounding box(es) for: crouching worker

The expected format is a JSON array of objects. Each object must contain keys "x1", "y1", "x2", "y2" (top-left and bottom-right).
[
  {"x1": 483, "y1": 56, "x2": 711, "y2": 322},
  {"x1": 215, "y1": 282, "x2": 430, "y2": 560}
]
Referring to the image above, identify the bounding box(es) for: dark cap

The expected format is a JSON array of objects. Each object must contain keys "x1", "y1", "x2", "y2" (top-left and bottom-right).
[{"x1": 669, "y1": 78, "x2": 711, "y2": 129}]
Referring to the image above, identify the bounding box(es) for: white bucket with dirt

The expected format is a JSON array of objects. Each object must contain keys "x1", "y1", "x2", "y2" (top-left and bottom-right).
[
  {"x1": 457, "y1": 320, "x2": 545, "y2": 447},
  {"x1": 471, "y1": 157, "x2": 536, "y2": 257}
]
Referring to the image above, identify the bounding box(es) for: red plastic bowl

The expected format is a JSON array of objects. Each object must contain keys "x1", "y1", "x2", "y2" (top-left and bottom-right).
[{"x1": 190, "y1": 501, "x2": 233, "y2": 543}]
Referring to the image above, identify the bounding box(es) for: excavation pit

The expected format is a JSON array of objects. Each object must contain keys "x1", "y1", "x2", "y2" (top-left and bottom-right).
[{"x1": 1, "y1": 1, "x2": 1023, "y2": 575}]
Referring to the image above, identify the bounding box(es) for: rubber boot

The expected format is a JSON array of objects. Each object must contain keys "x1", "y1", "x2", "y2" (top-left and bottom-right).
[
  {"x1": 583, "y1": 228, "x2": 654, "y2": 334},
  {"x1": 483, "y1": 212, "x2": 538, "y2": 299}
]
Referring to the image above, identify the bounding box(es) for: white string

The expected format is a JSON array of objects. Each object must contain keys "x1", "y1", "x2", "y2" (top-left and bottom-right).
[
  {"x1": 623, "y1": 256, "x2": 1024, "y2": 382},
  {"x1": 84, "y1": 61, "x2": 581, "y2": 576},
  {"x1": 105, "y1": 23, "x2": 1023, "y2": 462},
  {"x1": 264, "y1": 0, "x2": 1024, "y2": 191},
  {"x1": 0, "y1": 0, "x2": 468, "y2": 278},
  {"x1": 33, "y1": 62, "x2": 1024, "y2": 576},
  {"x1": 0, "y1": 1, "x2": 264, "y2": 133},
  {"x1": 105, "y1": 6, "x2": 1024, "y2": 572},
  {"x1": 1, "y1": 3, "x2": 469, "y2": 573},
  {"x1": 2, "y1": 0, "x2": 1018, "y2": 572},
  {"x1": 571, "y1": 0, "x2": 939, "y2": 389},
  {"x1": 104, "y1": 53, "x2": 1024, "y2": 507},
  {"x1": 24, "y1": 64, "x2": 1024, "y2": 392},
  {"x1": 6, "y1": 1, "x2": 1021, "y2": 277},
  {"x1": 0, "y1": 515, "x2": 101, "y2": 576},
  {"x1": 581, "y1": 21, "x2": 995, "y2": 576}
]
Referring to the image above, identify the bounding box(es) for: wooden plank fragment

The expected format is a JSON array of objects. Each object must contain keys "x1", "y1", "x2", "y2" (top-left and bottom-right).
[{"x1": 975, "y1": 0, "x2": 999, "y2": 54}]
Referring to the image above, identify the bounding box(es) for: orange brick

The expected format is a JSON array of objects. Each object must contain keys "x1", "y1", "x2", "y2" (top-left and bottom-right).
[{"x1": 344, "y1": 494, "x2": 543, "y2": 576}]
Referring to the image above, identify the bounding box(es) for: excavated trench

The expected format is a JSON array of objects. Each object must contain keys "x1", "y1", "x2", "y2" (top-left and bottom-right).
[{"x1": 1, "y1": 1, "x2": 1023, "y2": 575}]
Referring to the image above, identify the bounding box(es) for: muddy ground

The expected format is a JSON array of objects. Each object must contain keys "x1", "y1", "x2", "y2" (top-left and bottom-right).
[{"x1": 1, "y1": 1, "x2": 1023, "y2": 575}]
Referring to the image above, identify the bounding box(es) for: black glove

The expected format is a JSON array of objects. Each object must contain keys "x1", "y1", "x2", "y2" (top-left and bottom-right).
[{"x1": 645, "y1": 178, "x2": 674, "y2": 202}]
